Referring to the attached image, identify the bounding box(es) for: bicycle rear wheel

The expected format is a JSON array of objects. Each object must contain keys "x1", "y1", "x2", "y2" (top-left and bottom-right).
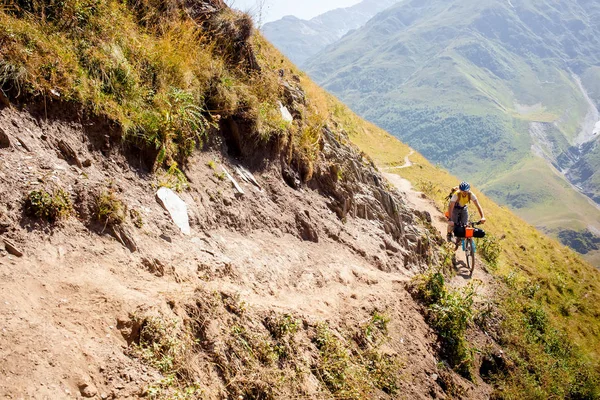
[{"x1": 465, "y1": 239, "x2": 475, "y2": 276}]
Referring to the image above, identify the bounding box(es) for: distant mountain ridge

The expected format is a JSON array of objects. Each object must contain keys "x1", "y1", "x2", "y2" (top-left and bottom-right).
[
  {"x1": 261, "y1": 0, "x2": 398, "y2": 66},
  {"x1": 303, "y1": 0, "x2": 600, "y2": 263}
]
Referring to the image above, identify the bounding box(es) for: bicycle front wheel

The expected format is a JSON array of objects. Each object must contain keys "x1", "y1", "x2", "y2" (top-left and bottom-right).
[{"x1": 465, "y1": 239, "x2": 475, "y2": 276}]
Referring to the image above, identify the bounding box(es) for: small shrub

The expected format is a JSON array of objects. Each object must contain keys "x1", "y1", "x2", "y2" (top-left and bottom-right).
[
  {"x1": 473, "y1": 299, "x2": 497, "y2": 333},
  {"x1": 416, "y1": 179, "x2": 441, "y2": 199},
  {"x1": 429, "y1": 284, "x2": 476, "y2": 378},
  {"x1": 25, "y1": 188, "x2": 73, "y2": 222},
  {"x1": 95, "y1": 189, "x2": 126, "y2": 227},
  {"x1": 314, "y1": 323, "x2": 364, "y2": 399},
  {"x1": 363, "y1": 349, "x2": 400, "y2": 395},
  {"x1": 213, "y1": 171, "x2": 226, "y2": 181},
  {"x1": 314, "y1": 320, "x2": 402, "y2": 397},
  {"x1": 137, "y1": 316, "x2": 181, "y2": 373},
  {"x1": 230, "y1": 324, "x2": 277, "y2": 366},
  {"x1": 264, "y1": 313, "x2": 299, "y2": 340},
  {"x1": 293, "y1": 111, "x2": 325, "y2": 182},
  {"x1": 524, "y1": 305, "x2": 548, "y2": 337},
  {"x1": 503, "y1": 270, "x2": 519, "y2": 289},
  {"x1": 132, "y1": 313, "x2": 200, "y2": 399},
  {"x1": 132, "y1": 87, "x2": 214, "y2": 169},
  {"x1": 479, "y1": 234, "x2": 501, "y2": 268},
  {"x1": 147, "y1": 377, "x2": 202, "y2": 400},
  {"x1": 440, "y1": 243, "x2": 456, "y2": 275},
  {"x1": 256, "y1": 101, "x2": 289, "y2": 142},
  {"x1": 363, "y1": 312, "x2": 390, "y2": 344},
  {"x1": 414, "y1": 271, "x2": 446, "y2": 305},
  {"x1": 520, "y1": 281, "x2": 541, "y2": 299},
  {"x1": 414, "y1": 272, "x2": 475, "y2": 378}
]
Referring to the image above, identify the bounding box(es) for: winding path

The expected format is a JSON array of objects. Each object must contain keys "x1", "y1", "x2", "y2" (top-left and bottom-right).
[
  {"x1": 383, "y1": 172, "x2": 495, "y2": 294},
  {"x1": 380, "y1": 150, "x2": 414, "y2": 171}
]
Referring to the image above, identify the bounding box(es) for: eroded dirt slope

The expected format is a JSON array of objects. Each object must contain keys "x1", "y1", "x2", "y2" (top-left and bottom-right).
[{"x1": 0, "y1": 103, "x2": 492, "y2": 399}]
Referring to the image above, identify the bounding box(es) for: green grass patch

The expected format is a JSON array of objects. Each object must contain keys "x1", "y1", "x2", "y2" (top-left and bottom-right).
[
  {"x1": 495, "y1": 281, "x2": 600, "y2": 399},
  {"x1": 413, "y1": 272, "x2": 476, "y2": 379},
  {"x1": 313, "y1": 318, "x2": 401, "y2": 398},
  {"x1": 349, "y1": 122, "x2": 600, "y2": 397}
]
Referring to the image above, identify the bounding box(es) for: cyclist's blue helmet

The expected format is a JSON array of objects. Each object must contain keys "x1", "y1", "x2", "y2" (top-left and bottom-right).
[{"x1": 459, "y1": 181, "x2": 471, "y2": 191}]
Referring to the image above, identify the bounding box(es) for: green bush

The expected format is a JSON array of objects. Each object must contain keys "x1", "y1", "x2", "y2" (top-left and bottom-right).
[
  {"x1": 416, "y1": 179, "x2": 442, "y2": 199},
  {"x1": 429, "y1": 284, "x2": 476, "y2": 378},
  {"x1": 495, "y1": 293, "x2": 600, "y2": 399},
  {"x1": 415, "y1": 271, "x2": 446, "y2": 305},
  {"x1": 414, "y1": 272, "x2": 475, "y2": 378},
  {"x1": 363, "y1": 312, "x2": 390, "y2": 342},
  {"x1": 25, "y1": 188, "x2": 73, "y2": 222},
  {"x1": 157, "y1": 162, "x2": 188, "y2": 192},
  {"x1": 264, "y1": 313, "x2": 299, "y2": 340},
  {"x1": 479, "y1": 234, "x2": 501, "y2": 268},
  {"x1": 313, "y1": 319, "x2": 400, "y2": 398}
]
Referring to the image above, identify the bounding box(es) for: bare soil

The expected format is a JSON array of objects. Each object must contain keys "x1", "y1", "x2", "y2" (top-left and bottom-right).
[{"x1": 0, "y1": 105, "x2": 494, "y2": 399}]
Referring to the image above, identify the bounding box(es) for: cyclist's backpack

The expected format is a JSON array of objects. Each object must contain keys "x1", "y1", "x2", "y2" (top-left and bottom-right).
[
  {"x1": 445, "y1": 187, "x2": 459, "y2": 201},
  {"x1": 444, "y1": 186, "x2": 472, "y2": 218}
]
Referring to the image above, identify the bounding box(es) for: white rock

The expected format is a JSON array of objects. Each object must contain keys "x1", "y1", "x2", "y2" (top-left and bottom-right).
[
  {"x1": 279, "y1": 101, "x2": 293, "y2": 123},
  {"x1": 156, "y1": 187, "x2": 191, "y2": 235},
  {"x1": 221, "y1": 166, "x2": 244, "y2": 196}
]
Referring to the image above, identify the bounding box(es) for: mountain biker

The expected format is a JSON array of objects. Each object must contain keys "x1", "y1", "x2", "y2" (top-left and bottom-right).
[{"x1": 446, "y1": 181, "x2": 486, "y2": 242}]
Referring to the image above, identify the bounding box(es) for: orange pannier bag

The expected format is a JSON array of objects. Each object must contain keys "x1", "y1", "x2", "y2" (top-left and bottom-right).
[{"x1": 465, "y1": 227, "x2": 474, "y2": 238}]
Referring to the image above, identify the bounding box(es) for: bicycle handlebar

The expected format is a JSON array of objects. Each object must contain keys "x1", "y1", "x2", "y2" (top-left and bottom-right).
[{"x1": 455, "y1": 221, "x2": 483, "y2": 228}]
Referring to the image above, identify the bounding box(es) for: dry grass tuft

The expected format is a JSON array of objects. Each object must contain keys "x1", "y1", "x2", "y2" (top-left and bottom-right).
[{"x1": 94, "y1": 189, "x2": 127, "y2": 227}]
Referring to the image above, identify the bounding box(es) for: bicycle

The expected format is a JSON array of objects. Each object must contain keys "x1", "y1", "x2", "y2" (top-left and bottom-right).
[{"x1": 452, "y1": 220, "x2": 483, "y2": 276}]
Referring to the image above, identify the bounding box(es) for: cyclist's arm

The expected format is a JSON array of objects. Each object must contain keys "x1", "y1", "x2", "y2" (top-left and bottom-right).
[{"x1": 473, "y1": 198, "x2": 486, "y2": 223}]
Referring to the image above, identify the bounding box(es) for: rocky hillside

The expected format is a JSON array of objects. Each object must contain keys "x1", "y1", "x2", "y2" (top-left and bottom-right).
[
  {"x1": 0, "y1": 0, "x2": 599, "y2": 399},
  {"x1": 261, "y1": 0, "x2": 398, "y2": 67},
  {"x1": 304, "y1": 0, "x2": 600, "y2": 265},
  {"x1": 0, "y1": 95, "x2": 446, "y2": 399}
]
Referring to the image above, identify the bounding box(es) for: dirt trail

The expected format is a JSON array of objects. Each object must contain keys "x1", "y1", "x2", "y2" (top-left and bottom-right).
[
  {"x1": 0, "y1": 105, "x2": 495, "y2": 399},
  {"x1": 381, "y1": 150, "x2": 415, "y2": 170},
  {"x1": 383, "y1": 172, "x2": 495, "y2": 295}
]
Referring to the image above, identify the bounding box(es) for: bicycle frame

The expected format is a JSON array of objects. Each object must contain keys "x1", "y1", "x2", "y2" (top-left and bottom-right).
[
  {"x1": 462, "y1": 237, "x2": 476, "y2": 252},
  {"x1": 453, "y1": 220, "x2": 482, "y2": 276}
]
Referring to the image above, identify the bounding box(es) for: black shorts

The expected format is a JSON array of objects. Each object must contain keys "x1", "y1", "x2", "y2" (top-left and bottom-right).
[{"x1": 452, "y1": 207, "x2": 468, "y2": 226}]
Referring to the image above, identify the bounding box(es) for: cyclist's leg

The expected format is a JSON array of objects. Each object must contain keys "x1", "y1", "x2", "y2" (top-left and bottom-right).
[
  {"x1": 448, "y1": 208, "x2": 460, "y2": 241},
  {"x1": 459, "y1": 207, "x2": 469, "y2": 226}
]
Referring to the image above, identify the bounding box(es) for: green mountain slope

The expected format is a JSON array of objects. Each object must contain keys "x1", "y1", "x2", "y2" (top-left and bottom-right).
[
  {"x1": 1, "y1": 1, "x2": 599, "y2": 397},
  {"x1": 305, "y1": 0, "x2": 600, "y2": 264},
  {"x1": 261, "y1": 0, "x2": 397, "y2": 67}
]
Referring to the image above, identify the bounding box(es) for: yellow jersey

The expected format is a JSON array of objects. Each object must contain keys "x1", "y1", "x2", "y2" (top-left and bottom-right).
[{"x1": 451, "y1": 191, "x2": 477, "y2": 208}]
